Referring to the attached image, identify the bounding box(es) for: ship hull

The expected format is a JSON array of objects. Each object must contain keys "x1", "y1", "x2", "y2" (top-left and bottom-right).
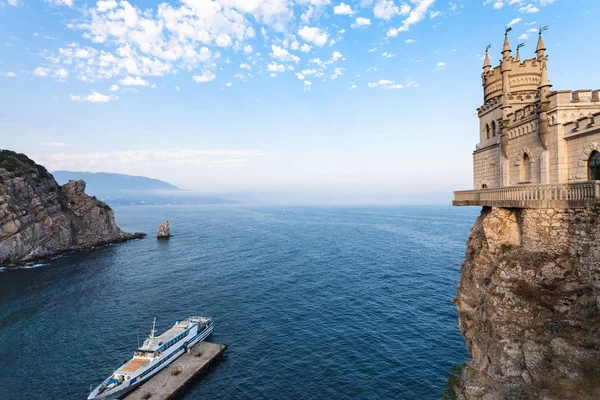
[{"x1": 89, "y1": 319, "x2": 213, "y2": 400}]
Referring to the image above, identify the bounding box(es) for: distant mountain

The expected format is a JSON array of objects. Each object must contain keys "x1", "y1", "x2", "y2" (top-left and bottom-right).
[
  {"x1": 51, "y1": 170, "x2": 238, "y2": 205},
  {"x1": 52, "y1": 170, "x2": 181, "y2": 192}
]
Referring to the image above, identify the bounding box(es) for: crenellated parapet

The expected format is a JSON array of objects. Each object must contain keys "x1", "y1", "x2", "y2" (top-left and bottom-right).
[
  {"x1": 548, "y1": 89, "x2": 600, "y2": 108},
  {"x1": 477, "y1": 96, "x2": 502, "y2": 117},
  {"x1": 482, "y1": 58, "x2": 545, "y2": 103},
  {"x1": 563, "y1": 111, "x2": 600, "y2": 137}
]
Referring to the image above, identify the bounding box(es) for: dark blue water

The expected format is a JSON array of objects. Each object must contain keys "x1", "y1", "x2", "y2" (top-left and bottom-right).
[{"x1": 0, "y1": 206, "x2": 478, "y2": 399}]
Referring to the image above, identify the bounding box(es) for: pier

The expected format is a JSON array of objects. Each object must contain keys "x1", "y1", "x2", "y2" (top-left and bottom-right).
[{"x1": 123, "y1": 342, "x2": 227, "y2": 400}]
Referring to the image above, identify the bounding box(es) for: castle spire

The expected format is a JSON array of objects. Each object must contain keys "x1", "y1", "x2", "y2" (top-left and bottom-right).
[
  {"x1": 502, "y1": 28, "x2": 512, "y2": 60},
  {"x1": 483, "y1": 45, "x2": 492, "y2": 72},
  {"x1": 538, "y1": 60, "x2": 551, "y2": 90},
  {"x1": 536, "y1": 26, "x2": 548, "y2": 59},
  {"x1": 515, "y1": 43, "x2": 525, "y2": 63}
]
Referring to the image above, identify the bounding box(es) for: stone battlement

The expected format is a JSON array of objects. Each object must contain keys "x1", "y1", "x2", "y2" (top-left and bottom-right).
[
  {"x1": 483, "y1": 57, "x2": 544, "y2": 102},
  {"x1": 548, "y1": 89, "x2": 600, "y2": 107},
  {"x1": 563, "y1": 111, "x2": 600, "y2": 137}
]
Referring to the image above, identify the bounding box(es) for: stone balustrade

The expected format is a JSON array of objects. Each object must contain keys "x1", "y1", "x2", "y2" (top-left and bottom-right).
[{"x1": 453, "y1": 181, "x2": 600, "y2": 208}]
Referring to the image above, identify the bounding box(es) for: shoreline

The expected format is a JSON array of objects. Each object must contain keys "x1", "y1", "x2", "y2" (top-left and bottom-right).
[{"x1": 0, "y1": 231, "x2": 146, "y2": 269}]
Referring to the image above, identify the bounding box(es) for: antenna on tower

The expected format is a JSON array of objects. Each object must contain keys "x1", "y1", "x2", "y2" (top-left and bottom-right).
[
  {"x1": 517, "y1": 43, "x2": 525, "y2": 51},
  {"x1": 505, "y1": 26, "x2": 513, "y2": 35},
  {"x1": 485, "y1": 44, "x2": 492, "y2": 52},
  {"x1": 539, "y1": 25, "x2": 549, "y2": 34}
]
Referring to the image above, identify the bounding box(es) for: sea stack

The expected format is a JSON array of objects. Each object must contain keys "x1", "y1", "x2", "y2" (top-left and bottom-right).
[
  {"x1": 0, "y1": 150, "x2": 146, "y2": 267},
  {"x1": 157, "y1": 220, "x2": 170, "y2": 239}
]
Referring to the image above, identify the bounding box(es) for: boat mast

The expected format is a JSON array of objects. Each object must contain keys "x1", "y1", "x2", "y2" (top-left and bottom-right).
[{"x1": 150, "y1": 318, "x2": 156, "y2": 339}]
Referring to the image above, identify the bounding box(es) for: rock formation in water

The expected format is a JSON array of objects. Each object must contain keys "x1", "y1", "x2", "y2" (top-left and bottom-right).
[
  {"x1": 455, "y1": 206, "x2": 600, "y2": 399},
  {"x1": 157, "y1": 220, "x2": 170, "y2": 239},
  {"x1": 0, "y1": 150, "x2": 145, "y2": 267}
]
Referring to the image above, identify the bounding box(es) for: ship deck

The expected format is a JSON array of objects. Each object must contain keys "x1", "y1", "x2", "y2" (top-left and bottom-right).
[
  {"x1": 156, "y1": 321, "x2": 191, "y2": 343},
  {"x1": 119, "y1": 358, "x2": 150, "y2": 373}
]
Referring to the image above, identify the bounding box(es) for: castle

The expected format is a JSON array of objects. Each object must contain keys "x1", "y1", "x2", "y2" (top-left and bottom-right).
[{"x1": 453, "y1": 29, "x2": 600, "y2": 208}]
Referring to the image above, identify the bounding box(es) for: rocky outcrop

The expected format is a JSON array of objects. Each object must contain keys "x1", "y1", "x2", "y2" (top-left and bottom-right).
[
  {"x1": 157, "y1": 220, "x2": 170, "y2": 239},
  {"x1": 0, "y1": 150, "x2": 145, "y2": 267},
  {"x1": 455, "y1": 206, "x2": 600, "y2": 399}
]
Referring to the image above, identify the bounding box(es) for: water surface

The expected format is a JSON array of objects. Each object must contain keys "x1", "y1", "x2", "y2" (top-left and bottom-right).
[{"x1": 0, "y1": 205, "x2": 479, "y2": 399}]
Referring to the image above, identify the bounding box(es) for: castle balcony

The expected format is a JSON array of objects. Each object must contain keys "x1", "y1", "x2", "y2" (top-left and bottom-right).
[{"x1": 453, "y1": 181, "x2": 600, "y2": 209}]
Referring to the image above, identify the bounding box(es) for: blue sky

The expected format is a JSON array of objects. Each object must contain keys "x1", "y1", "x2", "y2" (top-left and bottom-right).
[{"x1": 1, "y1": 0, "x2": 599, "y2": 204}]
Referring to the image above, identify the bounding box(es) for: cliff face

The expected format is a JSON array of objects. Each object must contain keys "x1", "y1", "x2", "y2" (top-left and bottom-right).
[
  {"x1": 0, "y1": 150, "x2": 145, "y2": 267},
  {"x1": 456, "y1": 206, "x2": 600, "y2": 399}
]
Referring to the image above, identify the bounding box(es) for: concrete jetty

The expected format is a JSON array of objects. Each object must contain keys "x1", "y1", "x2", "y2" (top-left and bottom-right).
[{"x1": 123, "y1": 342, "x2": 227, "y2": 400}]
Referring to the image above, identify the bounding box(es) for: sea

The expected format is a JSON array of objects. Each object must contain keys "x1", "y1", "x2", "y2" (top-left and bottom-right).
[{"x1": 0, "y1": 205, "x2": 480, "y2": 400}]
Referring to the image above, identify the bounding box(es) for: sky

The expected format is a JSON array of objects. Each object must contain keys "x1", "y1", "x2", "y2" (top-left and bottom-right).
[{"x1": 1, "y1": 0, "x2": 599, "y2": 204}]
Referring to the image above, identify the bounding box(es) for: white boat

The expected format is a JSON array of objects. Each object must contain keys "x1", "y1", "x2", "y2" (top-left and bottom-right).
[{"x1": 88, "y1": 316, "x2": 214, "y2": 400}]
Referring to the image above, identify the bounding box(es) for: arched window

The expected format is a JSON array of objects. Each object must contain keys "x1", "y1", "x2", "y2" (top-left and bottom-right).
[
  {"x1": 485, "y1": 124, "x2": 490, "y2": 139},
  {"x1": 521, "y1": 153, "x2": 531, "y2": 183},
  {"x1": 589, "y1": 151, "x2": 600, "y2": 180},
  {"x1": 491, "y1": 121, "x2": 496, "y2": 137}
]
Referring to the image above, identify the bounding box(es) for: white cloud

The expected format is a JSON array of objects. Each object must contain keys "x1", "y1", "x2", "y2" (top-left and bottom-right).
[
  {"x1": 300, "y1": 44, "x2": 312, "y2": 52},
  {"x1": 330, "y1": 67, "x2": 343, "y2": 79},
  {"x1": 7, "y1": 0, "x2": 20, "y2": 6},
  {"x1": 119, "y1": 76, "x2": 149, "y2": 86},
  {"x1": 350, "y1": 84, "x2": 357, "y2": 89},
  {"x1": 267, "y1": 62, "x2": 285, "y2": 73},
  {"x1": 518, "y1": 33, "x2": 528, "y2": 40},
  {"x1": 368, "y1": 79, "x2": 403, "y2": 89},
  {"x1": 96, "y1": 0, "x2": 117, "y2": 12},
  {"x1": 37, "y1": 148, "x2": 265, "y2": 172},
  {"x1": 44, "y1": 0, "x2": 73, "y2": 7},
  {"x1": 298, "y1": 26, "x2": 329, "y2": 46},
  {"x1": 333, "y1": 2, "x2": 354, "y2": 15},
  {"x1": 519, "y1": 4, "x2": 539, "y2": 13},
  {"x1": 270, "y1": 45, "x2": 300, "y2": 62},
  {"x1": 405, "y1": 39, "x2": 416, "y2": 44},
  {"x1": 193, "y1": 71, "x2": 216, "y2": 83},
  {"x1": 507, "y1": 17, "x2": 522, "y2": 26},
  {"x1": 327, "y1": 51, "x2": 343, "y2": 64},
  {"x1": 2, "y1": 71, "x2": 16, "y2": 77},
  {"x1": 430, "y1": 10, "x2": 441, "y2": 18},
  {"x1": 373, "y1": 0, "x2": 399, "y2": 20},
  {"x1": 381, "y1": 52, "x2": 395, "y2": 58},
  {"x1": 175, "y1": 86, "x2": 180, "y2": 91},
  {"x1": 110, "y1": 84, "x2": 119, "y2": 91},
  {"x1": 243, "y1": 45, "x2": 253, "y2": 54},
  {"x1": 70, "y1": 91, "x2": 117, "y2": 103},
  {"x1": 240, "y1": 62, "x2": 252, "y2": 70},
  {"x1": 351, "y1": 17, "x2": 371, "y2": 28},
  {"x1": 435, "y1": 61, "x2": 446, "y2": 71},
  {"x1": 40, "y1": 142, "x2": 71, "y2": 147},
  {"x1": 493, "y1": 1, "x2": 504, "y2": 9},
  {"x1": 386, "y1": 0, "x2": 435, "y2": 36},
  {"x1": 34, "y1": 67, "x2": 48, "y2": 77},
  {"x1": 225, "y1": 82, "x2": 232, "y2": 87}
]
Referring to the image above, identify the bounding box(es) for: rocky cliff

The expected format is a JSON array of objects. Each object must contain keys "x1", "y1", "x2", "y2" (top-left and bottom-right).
[
  {"x1": 455, "y1": 206, "x2": 600, "y2": 399},
  {"x1": 0, "y1": 150, "x2": 145, "y2": 267}
]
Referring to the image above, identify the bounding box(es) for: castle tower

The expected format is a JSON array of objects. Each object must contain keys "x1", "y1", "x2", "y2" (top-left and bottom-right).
[{"x1": 456, "y1": 27, "x2": 600, "y2": 208}]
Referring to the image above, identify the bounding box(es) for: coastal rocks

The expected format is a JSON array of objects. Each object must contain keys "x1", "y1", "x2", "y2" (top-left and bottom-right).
[
  {"x1": 0, "y1": 150, "x2": 145, "y2": 267},
  {"x1": 157, "y1": 220, "x2": 170, "y2": 239},
  {"x1": 455, "y1": 206, "x2": 600, "y2": 399}
]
